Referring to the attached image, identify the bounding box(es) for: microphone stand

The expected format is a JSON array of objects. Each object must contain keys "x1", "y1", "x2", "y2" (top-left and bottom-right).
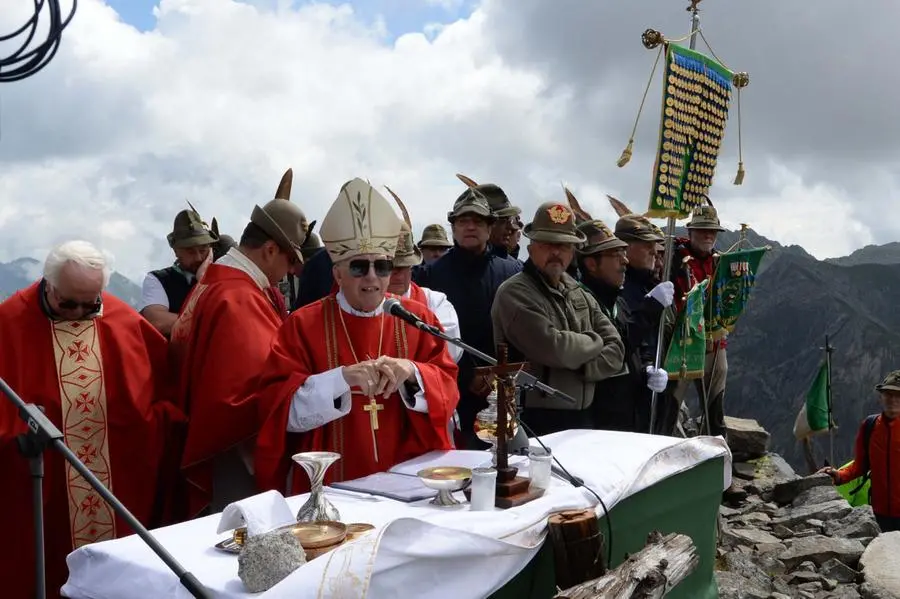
[{"x1": 0, "y1": 377, "x2": 212, "y2": 599}]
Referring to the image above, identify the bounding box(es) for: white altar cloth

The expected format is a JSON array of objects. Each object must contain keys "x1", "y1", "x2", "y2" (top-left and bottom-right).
[{"x1": 62, "y1": 431, "x2": 731, "y2": 599}]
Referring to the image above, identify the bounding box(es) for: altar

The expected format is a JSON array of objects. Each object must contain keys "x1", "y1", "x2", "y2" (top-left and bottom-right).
[{"x1": 61, "y1": 430, "x2": 730, "y2": 599}]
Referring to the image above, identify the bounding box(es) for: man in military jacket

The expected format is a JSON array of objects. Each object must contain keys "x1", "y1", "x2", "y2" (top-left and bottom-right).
[{"x1": 492, "y1": 202, "x2": 625, "y2": 436}]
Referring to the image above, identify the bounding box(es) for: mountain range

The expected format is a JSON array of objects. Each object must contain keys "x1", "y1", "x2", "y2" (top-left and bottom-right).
[{"x1": 3, "y1": 234, "x2": 900, "y2": 473}]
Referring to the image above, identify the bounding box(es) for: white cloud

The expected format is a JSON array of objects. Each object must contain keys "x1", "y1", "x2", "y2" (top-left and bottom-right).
[{"x1": 0, "y1": 0, "x2": 891, "y2": 284}]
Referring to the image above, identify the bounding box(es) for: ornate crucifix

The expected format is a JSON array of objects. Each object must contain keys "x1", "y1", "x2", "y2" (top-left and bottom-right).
[
  {"x1": 472, "y1": 343, "x2": 543, "y2": 508},
  {"x1": 363, "y1": 396, "x2": 384, "y2": 463}
]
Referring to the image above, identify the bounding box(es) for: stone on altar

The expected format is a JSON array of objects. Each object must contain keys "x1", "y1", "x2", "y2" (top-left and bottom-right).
[{"x1": 238, "y1": 528, "x2": 307, "y2": 593}]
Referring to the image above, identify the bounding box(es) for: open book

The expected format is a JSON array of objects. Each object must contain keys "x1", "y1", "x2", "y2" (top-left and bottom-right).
[{"x1": 328, "y1": 450, "x2": 501, "y2": 503}]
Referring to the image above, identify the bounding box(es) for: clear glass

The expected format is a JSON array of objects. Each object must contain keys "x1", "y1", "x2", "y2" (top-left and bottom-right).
[
  {"x1": 469, "y1": 467, "x2": 497, "y2": 511},
  {"x1": 528, "y1": 447, "x2": 552, "y2": 491},
  {"x1": 474, "y1": 380, "x2": 519, "y2": 466}
]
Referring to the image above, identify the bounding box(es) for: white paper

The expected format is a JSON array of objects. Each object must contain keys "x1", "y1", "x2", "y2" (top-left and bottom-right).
[{"x1": 388, "y1": 449, "x2": 493, "y2": 476}]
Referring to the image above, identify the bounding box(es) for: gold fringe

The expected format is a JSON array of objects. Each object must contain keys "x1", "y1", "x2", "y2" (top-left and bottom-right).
[
  {"x1": 733, "y1": 162, "x2": 745, "y2": 186},
  {"x1": 617, "y1": 140, "x2": 634, "y2": 168}
]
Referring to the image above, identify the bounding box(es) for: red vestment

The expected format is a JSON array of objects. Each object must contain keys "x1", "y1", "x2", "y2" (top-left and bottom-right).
[
  {"x1": 0, "y1": 282, "x2": 183, "y2": 599},
  {"x1": 255, "y1": 294, "x2": 458, "y2": 492},
  {"x1": 408, "y1": 281, "x2": 428, "y2": 306},
  {"x1": 170, "y1": 263, "x2": 284, "y2": 517}
]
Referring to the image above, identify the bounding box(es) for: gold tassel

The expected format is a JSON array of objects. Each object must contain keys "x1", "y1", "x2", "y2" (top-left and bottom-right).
[
  {"x1": 733, "y1": 162, "x2": 745, "y2": 185},
  {"x1": 732, "y1": 73, "x2": 749, "y2": 186},
  {"x1": 617, "y1": 139, "x2": 634, "y2": 168}
]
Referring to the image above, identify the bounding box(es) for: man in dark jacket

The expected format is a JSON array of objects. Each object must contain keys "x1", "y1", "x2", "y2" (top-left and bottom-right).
[
  {"x1": 614, "y1": 215, "x2": 675, "y2": 432},
  {"x1": 576, "y1": 218, "x2": 668, "y2": 432},
  {"x1": 414, "y1": 188, "x2": 522, "y2": 448}
]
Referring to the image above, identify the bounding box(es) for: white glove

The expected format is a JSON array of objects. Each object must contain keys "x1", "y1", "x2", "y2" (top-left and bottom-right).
[
  {"x1": 645, "y1": 366, "x2": 669, "y2": 393},
  {"x1": 646, "y1": 281, "x2": 674, "y2": 308}
]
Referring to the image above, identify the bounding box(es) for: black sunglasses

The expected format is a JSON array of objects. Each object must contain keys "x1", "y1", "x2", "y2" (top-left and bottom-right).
[
  {"x1": 58, "y1": 297, "x2": 102, "y2": 312},
  {"x1": 348, "y1": 259, "x2": 393, "y2": 278}
]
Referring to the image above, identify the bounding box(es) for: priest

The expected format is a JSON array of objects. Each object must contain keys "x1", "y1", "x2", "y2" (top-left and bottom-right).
[
  {"x1": 0, "y1": 240, "x2": 183, "y2": 599},
  {"x1": 255, "y1": 179, "x2": 459, "y2": 492},
  {"x1": 170, "y1": 168, "x2": 308, "y2": 517}
]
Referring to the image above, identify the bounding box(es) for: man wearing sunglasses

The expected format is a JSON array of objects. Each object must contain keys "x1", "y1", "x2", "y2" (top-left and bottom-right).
[
  {"x1": 0, "y1": 240, "x2": 185, "y2": 599},
  {"x1": 254, "y1": 178, "x2": 459, "y2": 493},
  {"x1": 139, "y1": 208, "x2": 217, "y2": 337},
  {"x1": 170, "y1": 168, "x2": 308, "y2": 518}
]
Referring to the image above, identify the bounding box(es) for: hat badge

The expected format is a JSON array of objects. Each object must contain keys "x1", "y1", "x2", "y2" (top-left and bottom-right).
[{"x1": 547, "y1": 204, "x2": 571, "y2": 225}]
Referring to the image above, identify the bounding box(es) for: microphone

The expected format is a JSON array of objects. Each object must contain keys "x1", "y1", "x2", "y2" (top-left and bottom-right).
[{"x1": 383, "y1": 297, "x2": 440, "y2": 334}]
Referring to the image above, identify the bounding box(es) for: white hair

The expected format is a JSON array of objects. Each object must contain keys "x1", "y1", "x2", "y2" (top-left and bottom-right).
[{"x1": 43, "y1": 240, "x2": 112, "y2": 289}]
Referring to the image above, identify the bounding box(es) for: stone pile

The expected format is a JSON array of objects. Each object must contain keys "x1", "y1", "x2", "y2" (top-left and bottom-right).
[{"x1": 714, "y1": 416, "x2": 899, "y2": 599}]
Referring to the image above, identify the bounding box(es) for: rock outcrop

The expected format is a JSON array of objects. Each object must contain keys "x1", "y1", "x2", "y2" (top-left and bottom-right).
[{"x1": 715, "y1": 418, "x2": 895, "y2": 599}]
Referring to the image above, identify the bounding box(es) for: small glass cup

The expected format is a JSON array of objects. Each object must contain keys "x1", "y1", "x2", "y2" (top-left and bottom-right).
[
  {"x1": 469, "y1": 467, "x2": 497, "y2": 511},
  {"x1": 528, "y1": 447, "x2": 552, "y2": 491}
]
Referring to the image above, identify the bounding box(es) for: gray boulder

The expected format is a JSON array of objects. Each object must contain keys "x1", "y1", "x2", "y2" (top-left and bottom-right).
[{"x1": 238, "y1": 528, "x2": 307, "y2": 593}]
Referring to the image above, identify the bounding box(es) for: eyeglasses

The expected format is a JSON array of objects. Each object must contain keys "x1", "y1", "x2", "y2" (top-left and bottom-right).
[
  {"x1": 58, "y1": 296, "x2": 102, "y2": 312},
  {"x1": 348, "y1": 259, "x2": 393, "y2": 278}
]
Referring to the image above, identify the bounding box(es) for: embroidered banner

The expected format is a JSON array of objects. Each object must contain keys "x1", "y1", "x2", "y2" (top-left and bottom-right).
[
  {"x1": 51, "y1": 318, "x2": 117, "y2": 548},
  {"x1": 664, "y1": 278, "x2": 709, "y2": 380},
  {"x1": 647, "y1": 44, "x2": 733, "y2": 218},
  {"x1": 705, "y1": 247, "x2": 767, "y2": 340}
]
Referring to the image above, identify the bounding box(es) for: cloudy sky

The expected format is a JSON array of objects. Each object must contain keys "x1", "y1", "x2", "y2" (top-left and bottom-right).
[{"x1": 1, "y1": 0, "x2": 897, "y2": 282}]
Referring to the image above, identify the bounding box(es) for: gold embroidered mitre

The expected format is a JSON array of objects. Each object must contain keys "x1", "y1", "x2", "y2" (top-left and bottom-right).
[{"x1": 321, "y1": 178, "x2": 402, "y2": 262}]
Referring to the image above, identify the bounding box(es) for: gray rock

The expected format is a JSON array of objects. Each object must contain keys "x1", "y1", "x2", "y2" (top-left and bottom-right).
[
  {"x1": 723, "y1": 552, "x2": 775, "y2": 591},
  {"x1": 797, "y1": 581, "x2": 824, "y2": 594},
  {"x1": 238, "y1": 529, "x2": 307, "y2": 593},
  {"x1": 734, "y1": 461, "x2": 758, "y2": 480},
  {"x1": 859, "y1": 581, "x2": 899, "y2": 599},
  {"x1": 734, "y1": 512, "x2": 772, "y2": 526},
  {"x1": 720, "y1": 504, "x2": 743, "y2": 518},
  {"x1": 722, "y1": 526, "x2": 783, "y2": 547},
  {"x1": 714, "y1": 570, "x2": 770, "y2": 599},
  {"x1": 725, "y1": 416, "x2": 771, "y2": 461},
  {"x1": 772, "y1": 499, "x2": 854, "y2": 529},
  {"x1": 825, "y1": 506, "x2": 882, "y2": 541},
  {"x1": 792, "y1": 485, "x2": 844, "y2": 508},
  {"x1": 796, "y1": 518, "x2": 825, "y2": 533},
  {"x1": 858, "y1": 532, "x2": 900, "y2": 598},
  {"x1": 820, "y1": 558, "x2": 860, "y2": 584},
  {"x1": 755, "y1": 542, "x2": 787, "y2": 558},
  {"x1": 788, "y1": 570, "x2": 823, "y2": 584},
  {"x1": 768, "y1": 593, "x2": 791, "y2": 599},
  {"x1": 820, "y1": 585, "x2": 864, "y2": 599},
  {"x1": 780, "y1": 535, "x2": 865, "y2": 570},
  {"x1": 772, "y1": 524, "x2": 795, "y2": 539},
  {"x1": 772, "y1": 473, "x2": 833, "y2": 505}
]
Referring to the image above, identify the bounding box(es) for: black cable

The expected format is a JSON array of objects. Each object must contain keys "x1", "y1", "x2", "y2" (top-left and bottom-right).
[
  {"x1": 0, "y1": 0, "x2": 78, "y2": 83},
  {"x1": 514, "y1": 416, "x2": 614, "y2": 570}
]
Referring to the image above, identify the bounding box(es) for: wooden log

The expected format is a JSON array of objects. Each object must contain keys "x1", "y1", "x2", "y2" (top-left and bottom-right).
[
  {"x1": 548, "y1": 509, "x2": 606, "y2": 590},
  {"x1": 553, "y1": 531, "x2": 698, "y2": 599}
]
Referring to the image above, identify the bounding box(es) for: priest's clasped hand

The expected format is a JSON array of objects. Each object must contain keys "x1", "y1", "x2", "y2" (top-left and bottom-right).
[
  {"x1": 341, "y1": 358, "x2": 415, "y2": 398},
  {"x1": 372, "y1": 356, "x2": 416, "y2": 398}
]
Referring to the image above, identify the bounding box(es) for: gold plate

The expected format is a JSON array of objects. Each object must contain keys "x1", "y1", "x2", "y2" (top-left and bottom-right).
[
  {"x1": 288, "y1": 521, "x2": 348, "y2": 549},
  {"x1": 417, "y1": 466, "x2": 472, "y2": 481}
]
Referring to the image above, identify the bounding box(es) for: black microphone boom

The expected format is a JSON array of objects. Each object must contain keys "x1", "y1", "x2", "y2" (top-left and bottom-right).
[{"x1": 382, "y1": 297, "x2": 576, "y2": 404}]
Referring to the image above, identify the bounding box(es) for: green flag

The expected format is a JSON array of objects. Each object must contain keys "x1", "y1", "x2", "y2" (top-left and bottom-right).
[
  {"x1": 664, "y1": 278, "x2": 709, "y2": 380},
  {"x1": 805, "y1": 361, "x2": 832, "y2": 432},
  {"x1": 705, "y1": 247, "x2": 767, "y2": 340}
]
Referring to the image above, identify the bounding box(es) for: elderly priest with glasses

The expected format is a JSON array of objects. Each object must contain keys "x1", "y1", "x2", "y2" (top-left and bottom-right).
[{"x1": 254, "y1": 179, "x2": 459, "y2": 493}]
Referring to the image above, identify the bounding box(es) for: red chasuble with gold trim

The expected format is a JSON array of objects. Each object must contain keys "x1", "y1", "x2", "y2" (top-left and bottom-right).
[
  {"x1": 0, "y1": 283, "x2": 183, "y2": 599},
  {"x1": 255, "y1": 294, "x2": 459, "y2": 492},
  {"x1": 170, "y1": 263, "x2": 284, "y2": 517}
]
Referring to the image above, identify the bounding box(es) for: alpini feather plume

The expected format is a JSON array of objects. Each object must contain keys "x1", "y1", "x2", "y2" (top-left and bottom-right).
[
  {"x1": 561, "y1": 184, "x2": 592, "y2": 223},
  {"x1": 455, "y1": 173, "x2": 479, "y2": 188},
  {"x1": 384, "y1": 185, "x2": 412, "y2": 227}
]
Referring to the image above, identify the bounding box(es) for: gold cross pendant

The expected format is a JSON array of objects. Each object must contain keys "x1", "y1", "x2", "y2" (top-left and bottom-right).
[{"x1": 363, "y1": 397, "x2": 384, "y2": 463}]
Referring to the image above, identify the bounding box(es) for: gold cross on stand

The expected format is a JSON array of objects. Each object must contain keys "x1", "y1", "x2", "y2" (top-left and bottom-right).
[{"x1": 363, "y1": 396, "x2": 384, "y2": 463}]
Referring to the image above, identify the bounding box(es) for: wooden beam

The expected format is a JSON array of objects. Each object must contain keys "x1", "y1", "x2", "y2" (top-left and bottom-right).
[{"x1": 553, "y1": 532, "x2": 698, "y2": 599}]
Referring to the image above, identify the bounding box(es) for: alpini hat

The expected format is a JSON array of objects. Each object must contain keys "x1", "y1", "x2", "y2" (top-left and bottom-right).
[
  {"x1": 250, "y1": 168, "x2": 309, "y2": 263},
  {"x1": 686, "y1": 205, "x2": 726, "y2": 231},
  {"x1": 168, "y1": 209, "x2": 217, "y2": 249},
  {"x1": 524, "y1": 202, "x2": 586, "y2": 245},
  {"x1": 300, "y1": 220, "x2": 323, "y2": 260},
  {"x1": 615, "y1": 214, "x2": 665, "y2": 243},
  {"x1": 418, "y1": 224, "x2": 453, "y2": 248},
  {"x1": 577, "y1": 218, "x2": 628, "y2": 255},
  {"x1": 447, "y1": 188, "x2": 494, "y2": 222},
  {"x1": 383, "y1": 185, "x2": 423, "y2": 269},
  {"x1": 321, "y1": 178, "x2": 402, "y2": 262},
  {"x1": 875, "y1": 370, "x2": 900, "y2": 393},
  {"x1": 456, "y1": 173, "x2": 521, "y2": 218}
]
